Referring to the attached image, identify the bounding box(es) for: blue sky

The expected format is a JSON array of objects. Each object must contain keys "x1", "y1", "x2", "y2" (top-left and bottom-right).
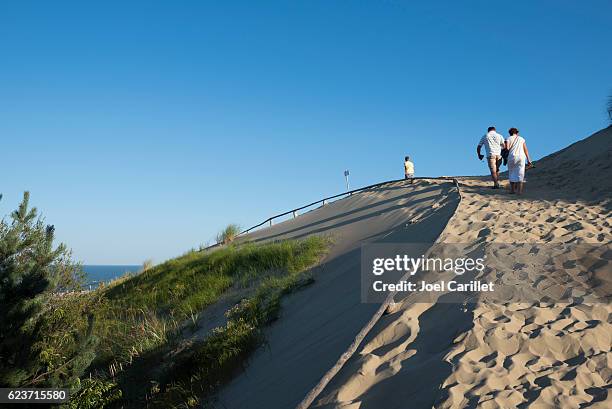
[{"x1": 1, "y1": 1, "x2": 610, "y2": 264}]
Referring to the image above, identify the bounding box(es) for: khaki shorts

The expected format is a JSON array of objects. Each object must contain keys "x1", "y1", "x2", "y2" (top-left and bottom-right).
[{"x1": 488, "y1": 155, "x2": 501, "y2": 172}]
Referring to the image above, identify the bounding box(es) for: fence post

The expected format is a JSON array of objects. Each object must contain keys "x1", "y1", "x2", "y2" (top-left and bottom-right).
[
  {"x1": 269, "y1": 219, "x2": 273, "y2": 226},
  {"x1": 293, "y1": 210, "x2": 297, "y2": 218}
]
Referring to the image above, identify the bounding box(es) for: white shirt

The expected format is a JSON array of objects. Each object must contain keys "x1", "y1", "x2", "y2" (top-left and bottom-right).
[
  {"x1": 505, "y1": 135, "x2": 526, "y2": 162},
  {"x1": 404, "y1": 160, "x2": 414, "y2": 174},
  {"x1": 478, "y1": 131, "x2": 505, "y2": 157}
]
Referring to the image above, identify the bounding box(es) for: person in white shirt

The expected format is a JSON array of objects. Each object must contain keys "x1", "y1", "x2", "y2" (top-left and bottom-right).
[
  {"x1": 404, "y1": 156, "x2": 414, "y2": 184},
  {"x1": 477, "y1": 126, "x2": 505, "y2": 189},
  {"x1": 505, "y1": 127, "x2": 532, "y2": 194}
]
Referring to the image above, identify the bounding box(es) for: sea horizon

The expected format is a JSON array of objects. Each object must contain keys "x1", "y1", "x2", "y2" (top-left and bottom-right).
[{"x1": 83, "y1": 264, "x2": 142, "y2": 288}]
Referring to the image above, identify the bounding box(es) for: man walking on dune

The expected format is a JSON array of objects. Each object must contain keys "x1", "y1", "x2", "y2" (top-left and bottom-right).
[
  {"x1": 477, "y1": 126, "x2": 505, "y2": 189},
  {"x1": 404, "y1": 156, "x2": 414, "y2": 184}
]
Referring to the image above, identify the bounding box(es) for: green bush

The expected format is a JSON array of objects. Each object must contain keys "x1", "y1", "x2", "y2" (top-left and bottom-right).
[
  {"x1": 0, "y1": 192, "x2": 96, "y2": 388},
  {"x1": 65, "y1": 377, "x2": 122, "y2": 409}
]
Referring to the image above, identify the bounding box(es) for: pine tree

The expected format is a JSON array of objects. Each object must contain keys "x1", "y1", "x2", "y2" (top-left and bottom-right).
[{"x1": 0, "y1": 192, "x2": 97, "y2": 388}]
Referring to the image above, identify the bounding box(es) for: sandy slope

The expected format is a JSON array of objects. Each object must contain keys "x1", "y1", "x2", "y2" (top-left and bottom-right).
[
  {"x1": 312, "y1": 127, "x2": 612, "y2": 409},
  {"x1": 216, "y1": 179, "x2": 460, "y2": 408}
]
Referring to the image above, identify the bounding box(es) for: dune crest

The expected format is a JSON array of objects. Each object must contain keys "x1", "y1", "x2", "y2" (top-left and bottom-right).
[
  {"x1": 313, "y1": 127, "x2": 612, "y2": 408},
  {"x1": 218, "y1": 178, "x2": 461, "y2": 408}
]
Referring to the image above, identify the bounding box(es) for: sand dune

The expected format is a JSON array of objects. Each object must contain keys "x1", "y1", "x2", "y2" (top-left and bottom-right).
[
  {"x1": 312, "y1": 126, "x2": 612, "y2": 408},
  {"x1": 213, "y1": 127, "x2": 611, "y2": 408},
  {"x1": 217, "y1": 179, "x2": 460, "y2": 408}
]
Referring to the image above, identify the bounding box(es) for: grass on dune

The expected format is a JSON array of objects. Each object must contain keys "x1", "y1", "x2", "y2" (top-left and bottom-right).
[
  {"x1": 151, "y1": 262, "x2": 319, "y2": 407},
  {"x1": 103, "y1": 235, "x2": 327, "y2": 317},
  {"x1": 216, "y1": 223, "x2": 240, "y2": 245},
  {"x1": 89, "y1": 235, "x2": 329, "y2": 406}
]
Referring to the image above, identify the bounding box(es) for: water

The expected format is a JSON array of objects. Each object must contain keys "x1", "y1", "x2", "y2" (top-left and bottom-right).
[{"x1": 83, "y1": 265, "x2": 142, "y2": 289}]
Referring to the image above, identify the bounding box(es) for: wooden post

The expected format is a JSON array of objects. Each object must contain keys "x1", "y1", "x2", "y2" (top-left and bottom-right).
[
  {"x1": 269, "y1": 219, "x2": 273, "y2": 226},
  {"x1": 293, "y1": 210, "x2": 297, "y2": 218}
]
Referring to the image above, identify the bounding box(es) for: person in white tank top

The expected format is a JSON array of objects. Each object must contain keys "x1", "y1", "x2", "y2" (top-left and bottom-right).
[{"x1": 505, "y1": 127, "x2": 532, "y2": 194}]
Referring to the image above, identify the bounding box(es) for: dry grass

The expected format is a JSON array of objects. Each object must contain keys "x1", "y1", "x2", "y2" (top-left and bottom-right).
[{"x1": 216, "y1": 224, "x2": 241, "y2": 244}]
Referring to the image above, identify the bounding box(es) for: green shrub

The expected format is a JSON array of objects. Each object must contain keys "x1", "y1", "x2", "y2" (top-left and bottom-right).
[
  {"x1": 0, "y1": 192, "x2": 96, "y2": 388},
  {"x1": 31, "y1": 293, "x2": 99, "y2": 389},
  {"x1": 159, "y1": 319, "x2": 259, "y2": 401},
  {"x1": 65, "y1": 377, "x2": 122, "y2": 409}
]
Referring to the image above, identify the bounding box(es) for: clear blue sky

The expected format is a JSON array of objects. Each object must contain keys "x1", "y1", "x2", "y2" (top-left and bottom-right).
[{"x1": 1, "y1": 1, "x2": 610, "y2": 264}]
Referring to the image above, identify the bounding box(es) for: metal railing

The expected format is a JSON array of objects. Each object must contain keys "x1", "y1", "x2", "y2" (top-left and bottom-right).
[
  {"x1": 206, "y1": 176, "x2": 461, "y2": 250},
  {"x1": 237, "y1": 177, "x2": 406, "y2": 236}
]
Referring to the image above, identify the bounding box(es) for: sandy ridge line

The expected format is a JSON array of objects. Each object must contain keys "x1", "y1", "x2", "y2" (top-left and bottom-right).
[{"x1": 295, "y1": 177, "x2": 463, "y2": 409}]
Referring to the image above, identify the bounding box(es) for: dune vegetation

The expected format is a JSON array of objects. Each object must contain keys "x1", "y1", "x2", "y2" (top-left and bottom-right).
[
  {"x1": 91, "y1": 235, "x2": 329, "y2": 407},
  {"x1": 0, "y1": 193, "x2": 329, "y2": 408},
  {"x1": 215, "y1": 223, "x2": 241, "y2": 245}
]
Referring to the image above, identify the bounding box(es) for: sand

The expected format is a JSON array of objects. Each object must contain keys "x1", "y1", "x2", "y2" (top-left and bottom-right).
[
  {"x1": 217, "y1": 178, "x2": 460, "y2": 408},
  {"x1": 214, "y1": 126, "x2": 611, "y2": 408},
  {"x1": 311, "y1": 126, "x2": 612, "y2": 408}
]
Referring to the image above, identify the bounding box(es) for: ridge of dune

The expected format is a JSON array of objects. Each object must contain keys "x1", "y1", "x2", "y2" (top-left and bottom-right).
[
  {"x1": 312, "y1": 127, "x2": 612, "y2": 409},
  {"x1": 217, "y1": 178, "x2": 461, "y2": 408}
]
